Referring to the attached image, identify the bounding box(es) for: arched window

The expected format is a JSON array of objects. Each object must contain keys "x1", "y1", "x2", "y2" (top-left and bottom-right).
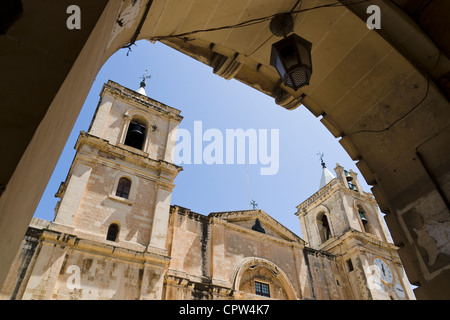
[
  {"x1": 106, "y1": 223, "x2": 120, "y2": 242},
  {"x1": 124, "y1": 120, "x2": 146, "y2": 150},
  {"x1": 116, "y1": 177, "x2": 131, "y2": 199}
]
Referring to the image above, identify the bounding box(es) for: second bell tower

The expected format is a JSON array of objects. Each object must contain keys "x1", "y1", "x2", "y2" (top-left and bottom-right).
[{"x1": 295, "y1": 160, "x2": 414, "y2": 300}]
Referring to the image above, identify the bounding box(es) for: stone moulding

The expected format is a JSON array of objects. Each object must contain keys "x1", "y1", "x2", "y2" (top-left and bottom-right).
[
  {"x1": 39, "y1": 228, "x2": 171, "y2": 268},
  {"x1": 76, "y1": 131, "x2": 182, "y2": 175},
  {"x1": 212, "y1": 52, "x2": 243, "y2": 80},
  {"x1": 102, "y1": 80, "x2": 183, "y2": 122}
]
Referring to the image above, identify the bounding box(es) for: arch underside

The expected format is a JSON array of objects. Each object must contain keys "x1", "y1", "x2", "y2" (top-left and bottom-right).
[
  {"x1": 136, "y1": 0, "x2": 449, "y2": 299},
  {"x1": 0, "y1": 0, "x2": 449, "y2": 299}
]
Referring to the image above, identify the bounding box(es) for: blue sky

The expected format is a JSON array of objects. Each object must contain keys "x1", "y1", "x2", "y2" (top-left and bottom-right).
[{"x1": 33, "y1": 40, "x2": 371, "y2": 237}]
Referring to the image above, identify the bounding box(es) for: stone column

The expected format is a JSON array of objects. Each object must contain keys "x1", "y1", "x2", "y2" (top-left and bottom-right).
[
  {"x1": 88, "y1": 94, "x2": 114, "y2": 139},
  {"x1": 349, "y1": 169, "x2": 363, "y2": 194},
  {"x1": 334, "y1": 163, "x2": 346, "y2": 186},
  {"x1": 139, "y1": 252, "x2": 170, "y2": 300},
  {"x1": 148, "y1": 184, "x2": 172, "y2": 251},
  {"x1": 164, "y1": 119, "x2": 178, "y2": 162}
]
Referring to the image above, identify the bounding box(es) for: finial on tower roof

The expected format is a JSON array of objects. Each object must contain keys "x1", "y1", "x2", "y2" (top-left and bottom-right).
[
  {"x1": 137, "y1": 69, "x2": 151, "y2": 95},
  {"x1": 317, "y1": 152, "x2": 326, "y2": 168}
]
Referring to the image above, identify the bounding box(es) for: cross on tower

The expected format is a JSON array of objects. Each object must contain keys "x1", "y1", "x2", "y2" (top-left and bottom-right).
[
  {"x1": 317, "y1": 152, "x2": 326, "y2": 168},
  {"x1": 140, "y1": 69, "x2": 152, "y2": 88}
]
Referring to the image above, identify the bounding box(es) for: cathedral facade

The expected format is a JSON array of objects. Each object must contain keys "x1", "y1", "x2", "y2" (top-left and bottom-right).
[{"x1": 0, "y1": 80, "x2": 414, "y2": 300}]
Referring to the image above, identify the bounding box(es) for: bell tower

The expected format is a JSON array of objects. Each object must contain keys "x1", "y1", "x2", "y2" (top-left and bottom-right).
[
  {"x1": 52, "y1": 78, "x2": 183, "y2": 254},
  {"x1": 11, "y1": 78, "x2": 184, "y2": 300},
  {"x1": 295, "y1": 158, "x2": 414, "y2": 300}
]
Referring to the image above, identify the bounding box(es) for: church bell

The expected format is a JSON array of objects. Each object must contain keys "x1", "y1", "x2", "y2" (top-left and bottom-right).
[
  {"x1": 359, "y1": 210, "x2": 368, "y2": 224},
  {"x1": 125, "y1": 122, "x2": 145, "y2": 149},
  {"x1": 129, "y1": 123, "x2": 144, "y2": 140},
  {"x1": 344, "y1": 170, "x2": 353, "y2": 182},
  {"x1": 348, "y1": 182, "x2": 357, "y2": 191}
]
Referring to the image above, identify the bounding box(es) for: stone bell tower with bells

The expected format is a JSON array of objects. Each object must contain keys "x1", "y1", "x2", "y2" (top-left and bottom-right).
[
  {"x1": 295, "y1": 154, "x2": 414, "y2": 300},
  {"x1": 28, "y1": 74, "x2": 184, "y2": 299}
]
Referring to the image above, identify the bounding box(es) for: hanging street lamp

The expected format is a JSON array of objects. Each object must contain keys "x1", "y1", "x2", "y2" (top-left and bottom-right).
[{"x1": 269, "y1": 13, "x2": 313, "y2": 91}]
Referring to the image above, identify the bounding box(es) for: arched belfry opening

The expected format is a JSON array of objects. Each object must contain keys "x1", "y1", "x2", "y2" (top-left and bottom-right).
[
  {"x1": 318, "y1": 213, "x2": 331, "y2": 243},
  {"x1": 357, "y1": 205, "x2": 369, "y2": 230},
  {"x1": 356, "y1": 204, "x2": 379, "y2": 238}
]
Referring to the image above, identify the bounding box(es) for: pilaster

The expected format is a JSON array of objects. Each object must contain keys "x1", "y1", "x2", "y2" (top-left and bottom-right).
[
  {"x1": 21, "y1": 235, "x2": 69, "y2": 300},
  {"x1": 149, "y1": 183, "x2": 173, "y2": 250},
  {"x1": 54, "y1": 159, "x2": 94, "y2": 226}
]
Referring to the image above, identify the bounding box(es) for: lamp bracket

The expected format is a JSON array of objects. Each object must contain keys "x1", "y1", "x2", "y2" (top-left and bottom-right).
[{"x1": 269, "y1": 13, "x2": 294, "y2": 37}]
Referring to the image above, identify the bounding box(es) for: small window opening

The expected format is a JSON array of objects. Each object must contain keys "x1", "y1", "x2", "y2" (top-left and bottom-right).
[
  {"x1": 255, "y1": 281, "x2": 270, "y2": 297},
  {"x1": 346, "y1": 259, "x2": 354, "y2": 272},
  {"x1": 106, "y1": 223, "x2": 119, "y2": 242},
  {"x1": 124, "y1": 121, "x2": 146, "y2": 150},
  {"x1": 116, "y1": 177, "x2": 131, "y2": 199}
]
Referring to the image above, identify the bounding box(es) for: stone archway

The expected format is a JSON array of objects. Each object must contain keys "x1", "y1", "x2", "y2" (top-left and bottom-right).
[
  {"x1": 231, "y1": 257, "x2": 298, "y2": 300},
  {"x1": 1, "y1": 0, "x2": 449, "y2": 299}
]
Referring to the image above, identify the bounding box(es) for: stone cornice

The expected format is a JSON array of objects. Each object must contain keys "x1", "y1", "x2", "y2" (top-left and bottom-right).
[
  {"x1": 319, "y1": 229, "x2": 400, "y2": 257},
  {"x1": 211, "y1": 217, "x2": 305, "y2": 248},
  {"x1": 296, "y1": 179, "x2": 340, "y2": 214},
  {"x1": 170, "y1": 205, "x2": 305, "y2": 247},
  {"x1": 303, "y1": 246, "x2": 337, "y2": 260},
  {"x1": 39, "y1": 228, "x2": 170, "y2": 267},
  {"x1": 171, "y1": 205, "x2": 210, "y2": 222},
  {"x1": 56, "y1": 131, "x2": 181, "y2": 200},
  {"x1": 164, "y1": 269, "x2": 234, "y2": 297},
  {"x1": 209, "y1": 209, "x2": 305, "y2": 245},
  {"x1": 76, "y1": 131, "x2": 183, "y2": 177},
  {"x1": 296, "y1": 178, "x2": 377, "y2": 215},
  {"x1": 102, "y1": 80, "x2": 183, "y2": 122}
]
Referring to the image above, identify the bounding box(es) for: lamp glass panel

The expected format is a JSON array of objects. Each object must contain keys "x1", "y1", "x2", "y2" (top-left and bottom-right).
[
  {"x1": 275, "y1": 54, "x2": 286, "y2": 79},
  {"x1": 280, "y1": 44, "x2": 298, "y2": 69}
]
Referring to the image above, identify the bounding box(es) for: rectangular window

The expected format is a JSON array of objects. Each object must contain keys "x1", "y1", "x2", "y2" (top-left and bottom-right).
[
  {"x1": 346, "y1": 259, "x2": 354, "y2": 272},
  {"x1": 255, "y1": 281, "x2": 270, "y2": 297},
  {"x1": 116, "y1": 177, "x2": 131, "y2": 199}
]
